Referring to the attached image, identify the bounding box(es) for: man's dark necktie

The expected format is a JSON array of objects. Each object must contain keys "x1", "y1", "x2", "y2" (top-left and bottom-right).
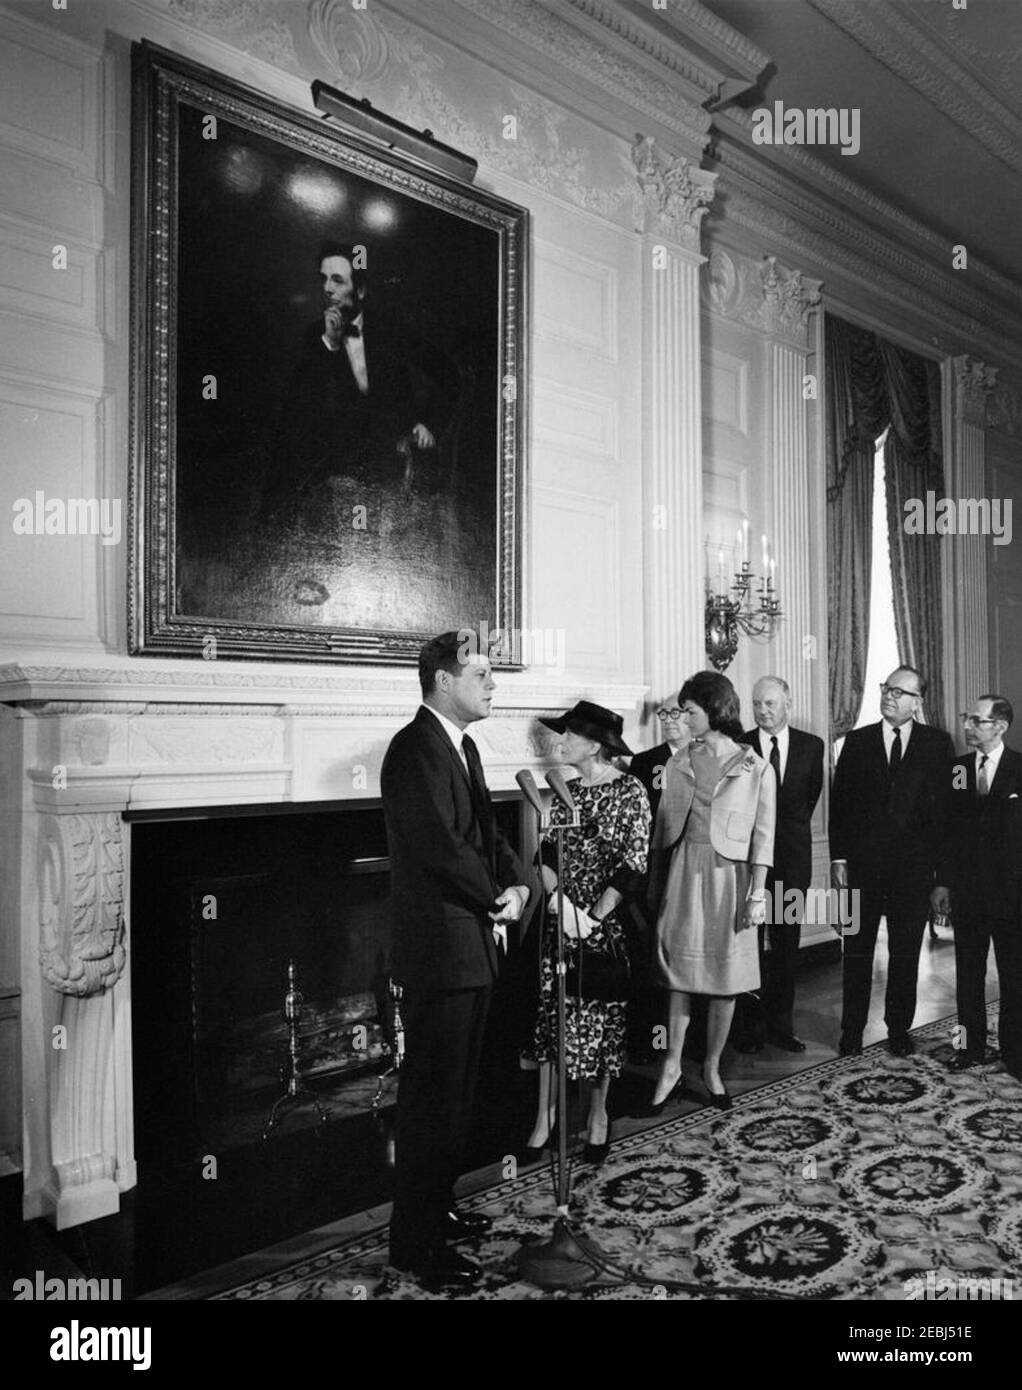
[
  {"x1": 769, "y1": 735, "x2": 782, "y2": 787},
  {"x1": 977, "y1": 753, "x2": 990, "y2": 797},
  {"x1": 889, "y1": 726, "x2": 902, "y2": 776},
  {"x1": 462, "y1": 733, "x2": 495, "y2": 866}
]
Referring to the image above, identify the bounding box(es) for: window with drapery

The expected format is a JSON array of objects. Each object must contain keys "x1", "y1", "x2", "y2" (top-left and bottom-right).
[{"x1": 825, "y1": 314, "x2": 945, "y2": 740}]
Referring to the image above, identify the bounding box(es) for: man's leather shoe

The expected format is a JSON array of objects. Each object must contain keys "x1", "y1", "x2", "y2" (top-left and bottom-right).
[
  {"x1": 391, "y1": 1248, "x2": 483, "y2": 1291},
  {"x1": 444, "y1": 1208, "x2": 492, "y2": 1240},
  {"x1": 768, "y1": 1032, "x2": 807, "y2": 1053},
  {"x1": 949, "y1": 1054, "x2": 983, "y2": 1072},
  {"x1": 888, "y1": 1034, "x2": 915, "y2": 1058},
  {"x1": 839, "y1": 1037, "x2": 862, "y2": 1057}
]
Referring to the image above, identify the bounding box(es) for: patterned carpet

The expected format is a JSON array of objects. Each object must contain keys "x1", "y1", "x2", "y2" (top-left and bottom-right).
[{"x1": 213, "y1": 1007, "x2": 1022, "y2": 1301}]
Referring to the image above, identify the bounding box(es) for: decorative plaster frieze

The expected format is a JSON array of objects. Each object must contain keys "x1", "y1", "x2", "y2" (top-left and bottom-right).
[
  {"x1": 632, "y1": 137, "x2": 716, "y2": 250},
  {"x1": 153, "y1": 0, "x2": 298, "y2": 68},
  {"x1": 808, "y1": 0, "x2": 1022, "y2": 177},
  {"x1": 701, "y1": 247, "x2": 820, "y2": 347},
  {"x1": 953, "y1": 356, "x2": 999, "y2": 427},
  {"x1": 38, "y1": 813, "x2": 125, "y2": 999},
  {"x1": 449, "y1": 0, "x2": 711, "y2": 151},
  {"x1": 987, "y1": 385, "x2": 1021, "y2": 436},
  {"x1": 306, "y1": 0, "x2": 637, "y2": 222},
  {"x1": 128, "y1": 719, "x2": 284, "y2": 765}
]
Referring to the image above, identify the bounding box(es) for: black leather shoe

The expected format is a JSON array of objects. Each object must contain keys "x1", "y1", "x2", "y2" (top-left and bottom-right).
[
  {"x1": 391, "y1": 1247, "x2": 483, "y2": 1292},
  {"x1": 948, "y1": 1054, "x2": 983, "y2": 1072},
  {"x1": 768, "y1": 1032, "x2": 806, "y2": 1053},
  {"x1": 444, "y1": 1208, "x2": 492, "y2": 1240},
  {"x1": 702, "y1": 1069, "x2": 732, "y2": 1110},
  {"x1": 888, "y1": 1034, "x2": 915, "y2": 1058},
  {"x1": 512, "y1": 1144, "x2": 548, "y2": 1171},
  {"x1": 839, "y1": 1037, "x2": 862, "y2": 1057},
  {"x1": 644, "y1": 1074, "x2": 693, "y2": 1116}
]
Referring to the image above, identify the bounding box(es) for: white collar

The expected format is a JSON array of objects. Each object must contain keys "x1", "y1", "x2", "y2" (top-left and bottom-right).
[
  {"x1": 882, "y1": 718, "x2": 913, "y2": 748},
  {"x1": 978, "y1": 741, "x2": 1005, "y2": 772},
  {"x1": 422, "y1": 703, "x2": 466, "y2": 754}
]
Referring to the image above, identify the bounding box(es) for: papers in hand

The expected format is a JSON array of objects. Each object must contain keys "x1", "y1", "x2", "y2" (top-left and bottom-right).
[{"x1": 547, "y1": 892, "x2": 596, "y2": 940}]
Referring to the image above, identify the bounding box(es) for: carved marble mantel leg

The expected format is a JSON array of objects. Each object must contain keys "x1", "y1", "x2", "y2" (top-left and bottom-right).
[{"x1": 35, "y1": 812, "x2": 131, "y2": 1227}]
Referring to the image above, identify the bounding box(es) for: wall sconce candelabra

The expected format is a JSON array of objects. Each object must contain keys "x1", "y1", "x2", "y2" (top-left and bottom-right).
[{"x1": 704, "y1": 522, "x2": 782, "y2": 671}]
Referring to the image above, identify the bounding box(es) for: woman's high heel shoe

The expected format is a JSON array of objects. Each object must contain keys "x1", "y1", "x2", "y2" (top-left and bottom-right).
[
  {"x1": 702, "y1": 1070, "x2": 732, "y2": 1111},
  {"x1": 644, "y1": 1073, "x2": 691, "y2": 1117},
  {"x1": 583, "y1": 1122, "x2": 613, "y2": 1166},
  {"x1": 513, "y1": 1118, "x2": 557, "y2": 1170}
]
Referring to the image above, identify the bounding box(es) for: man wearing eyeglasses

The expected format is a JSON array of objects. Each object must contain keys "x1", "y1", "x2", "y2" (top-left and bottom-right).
[
  {"x1": 829, "y1": 666, "x2": 954, "y2": 1057},
  {"x1": 931, "y1": 696, "x2": 1022, "y2": 1080},
  {"x1": 630, "y1": 702, "x2": 692, "y2": 819}
]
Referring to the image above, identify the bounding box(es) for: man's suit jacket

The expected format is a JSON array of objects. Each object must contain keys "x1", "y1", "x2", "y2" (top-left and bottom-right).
[
  {"x1": 381, "y1": 708, "x2": 526, "y2": 991},
  {"x1": 829, "y1": 720, "x2": 954, "y2": 888},
  {"x1": 272, "y1": 314, "x2": 459, "y2": 496},
  {"x1": 629, "y1": 741, "x2": 670, "y2": 822},
  {"x1": 647, "y1": 744, "x2": 776, "y2": 912},
  {"x1": 937, "y1": 746, "x2": 1022, "y2": 919},
  {"x1": 740, "y1": 726, "x2": 824, "y2": 892}
]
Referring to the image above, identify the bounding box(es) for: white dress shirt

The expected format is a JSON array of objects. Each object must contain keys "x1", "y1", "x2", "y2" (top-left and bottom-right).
[
  {"x1": 977, "y1": 739, "x2": 1005, "y2": 792},
  {"x1": 421, "y1": 703, "x2": 470, "y2": 774},
  {"x1": 758, "y1": 724, "x2": 790, "y2": 784},
  {"x1": 322, "y1": 310, "x2": 369, "y2": 395},
  {"x1": 882, "y1": 718, "x2": 913, "y2": 762}
]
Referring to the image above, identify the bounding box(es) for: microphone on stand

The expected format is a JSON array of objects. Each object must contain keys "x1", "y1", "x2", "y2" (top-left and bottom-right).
[
  {"x1": 515, "y1": 768, "x2": 544, "y2": 815},
  {"x1": 545, "y1": 769, "x2": 579, "y2": 821}
]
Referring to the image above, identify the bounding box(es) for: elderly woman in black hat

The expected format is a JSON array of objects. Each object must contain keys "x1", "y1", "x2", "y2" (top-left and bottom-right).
[{"x1": 520, "y1": 701, "x2": 651, "y2": 1165}]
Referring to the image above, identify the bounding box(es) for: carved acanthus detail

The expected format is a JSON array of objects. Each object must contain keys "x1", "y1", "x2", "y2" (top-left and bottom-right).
[
  {"x1": 756, "y1": 256, "x2": 822, "y2": 345},
  {"x1": 39, "y1": 814, "x2": 126, "y2": 998},
  {"x1": 700, "y1": 248, "x2": 821, "y2": 347},
  {"x1": 632, "y1": 137, "x2": 716, "y2": 250},
  {"x1": 954, "y1": 356, "x2": 999, "y2": 427}
]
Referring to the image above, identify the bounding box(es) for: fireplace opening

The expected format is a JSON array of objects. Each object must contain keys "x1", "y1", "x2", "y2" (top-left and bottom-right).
[{"x1": 126, "y1": 795, "x2": 535, "y2": 1291}]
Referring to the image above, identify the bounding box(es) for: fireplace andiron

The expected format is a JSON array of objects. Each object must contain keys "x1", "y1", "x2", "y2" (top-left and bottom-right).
[{"x1": 262, "y1": 958, "x2": 329, "y2": 1140}]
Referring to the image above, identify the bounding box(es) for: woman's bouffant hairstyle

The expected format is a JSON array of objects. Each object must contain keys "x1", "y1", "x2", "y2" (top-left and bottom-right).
[{"x1": 679, "y1": 671, "x2": 743, "y2": 740}]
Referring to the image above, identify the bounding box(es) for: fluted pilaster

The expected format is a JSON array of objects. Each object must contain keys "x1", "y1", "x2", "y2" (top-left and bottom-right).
[{"x1": 635, "y1": 138, "x2": 716, "y2": 703}]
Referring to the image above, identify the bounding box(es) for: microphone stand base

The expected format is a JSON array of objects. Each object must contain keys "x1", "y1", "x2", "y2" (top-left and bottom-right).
[{"x1": 514, "y1": 1217, "x2": 616, "y2": 1289}]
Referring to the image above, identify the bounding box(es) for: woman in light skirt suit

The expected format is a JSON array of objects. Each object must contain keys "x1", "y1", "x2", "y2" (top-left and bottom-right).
[{"x1": 647, "y1": 671, "x2": 775, "y2": 1110}]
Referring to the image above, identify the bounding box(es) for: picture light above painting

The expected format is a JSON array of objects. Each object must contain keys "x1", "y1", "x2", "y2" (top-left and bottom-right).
[{"x1": 129, "y1": 42, "x2": 528, "y2": 666}]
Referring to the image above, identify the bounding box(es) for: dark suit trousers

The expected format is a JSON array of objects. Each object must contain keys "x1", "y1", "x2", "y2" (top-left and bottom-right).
[
  {"x1": 954, "y1": 915, "x2": 1022, "y2": 1072},
  {"x1": 732, "y1": 921, "x2": 801, "y2": 1042},
  {"x1": 841, "y1": 881, "x2": 928, "y2": 1041},
  {"x1": 389, "y1": 984, "x2": 491, "y2": 1263}
]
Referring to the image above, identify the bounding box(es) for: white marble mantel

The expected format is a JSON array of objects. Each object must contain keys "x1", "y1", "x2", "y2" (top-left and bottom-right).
[{"x1": 0, "y1": 656, "x2": 647, "y2": 1226}]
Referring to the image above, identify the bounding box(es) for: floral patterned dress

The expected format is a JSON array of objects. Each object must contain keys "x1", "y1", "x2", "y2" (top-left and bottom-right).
[{"x1": 532, "y1": 773, "x2": 650, "y2": 1080}]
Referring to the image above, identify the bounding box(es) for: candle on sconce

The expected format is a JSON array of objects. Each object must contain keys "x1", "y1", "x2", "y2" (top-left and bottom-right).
[
  {"x1": 769, "y1": 557, "x2": 776, "y2": 591},
  {"x1": 717, "y1": 546, "x2": 726, "y2": 597},
  {"x1": 742, "y1": 518, "x2": 750, "y2": 566},
  {"x1": 761, "y1": 532, "x2": 768, "y2": 573}
]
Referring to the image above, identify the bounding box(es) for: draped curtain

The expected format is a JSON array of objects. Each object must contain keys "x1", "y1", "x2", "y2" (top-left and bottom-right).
[{"x1": 825, "y1": 315, "x2": 946, "y2": 738}]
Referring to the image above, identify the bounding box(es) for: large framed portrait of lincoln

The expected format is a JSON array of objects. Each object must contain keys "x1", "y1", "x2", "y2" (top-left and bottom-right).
[{"x1": 129, "y1": 43, "x2": 527, "y2": 664}]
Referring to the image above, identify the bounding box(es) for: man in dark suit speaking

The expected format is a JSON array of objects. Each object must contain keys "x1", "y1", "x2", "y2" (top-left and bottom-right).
[
  {"x1": 931, "y1": 694, "x2": 1022, "y2": 1079},
  {"x1": 735, "y1": 676, "x2": 824, "y2": 1052},
  {"x1": 382, "y1": 630, "x2": 531, "y2": 1290},
  {"x1": 829, "y1": 665, "x2": 954, "y2": 1057}
]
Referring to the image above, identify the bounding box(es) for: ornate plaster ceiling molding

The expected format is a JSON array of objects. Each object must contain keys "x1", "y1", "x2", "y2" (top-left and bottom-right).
[
  {"x1": 438, "y1": 0, "x2": 712, "y2": 153},
  {"x1": 716, "y1": 185, "x2": 1022, "y2": 372},
  {"x1": 701, "y1": 247, "x2": 822, "y2": 349},
  {"x1": 809, "y1": 0, "x2": 1022, "y2": 176},
  {"x1": 711, "y1": 136, "x2": 1022, "y2": 362},
  {"x1": 719, "y1": 109, "x2": 1021, "y2": 313},
  {"x1": 149, "y1": 0, "x2": 298, "y2": 68}
]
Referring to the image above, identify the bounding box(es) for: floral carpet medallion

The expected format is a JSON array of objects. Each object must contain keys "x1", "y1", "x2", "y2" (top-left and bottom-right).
[{"x1": 212, "y1": 1006, "x2": 1021, "y2": 1301}]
